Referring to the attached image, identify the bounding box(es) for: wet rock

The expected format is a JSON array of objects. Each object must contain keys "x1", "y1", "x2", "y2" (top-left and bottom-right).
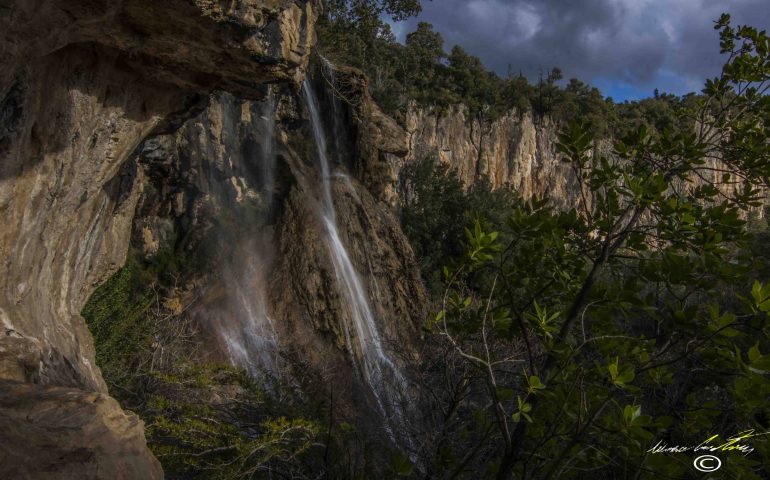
[{"x1": 0, "y1": 0, "x2": 318, "y2": 391}]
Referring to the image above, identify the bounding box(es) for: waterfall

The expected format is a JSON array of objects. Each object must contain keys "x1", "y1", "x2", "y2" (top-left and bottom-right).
[
  {"x1": 302, "y1": 80, "x2": 406, "y2": 419},
  {"x1": 257, "y1": 93, "x2": 277, "y2": 211},
  {"x1": 304, "y1": 81, "x2": 336, "y2": 221},
  {"x1": 208, "y1": 92, "x2": 280, "y2": 378}
]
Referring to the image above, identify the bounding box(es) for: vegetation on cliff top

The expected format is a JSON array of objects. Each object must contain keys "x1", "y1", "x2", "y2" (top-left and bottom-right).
[{"x1": 318, "y1": 2, "x2": 700, "y2": 138}]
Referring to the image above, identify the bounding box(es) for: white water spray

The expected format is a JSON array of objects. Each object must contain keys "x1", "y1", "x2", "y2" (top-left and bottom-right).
[
  {"x1": 302, "y1": 80, "x2": 406, "y2": 417},
  {"x1": 209, "y1": 93, "x2": 280, "y2": 378}
]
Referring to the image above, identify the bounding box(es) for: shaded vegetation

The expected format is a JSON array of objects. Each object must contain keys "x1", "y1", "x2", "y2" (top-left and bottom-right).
[
  {"x1": 146, "y1": 364, "x2": 319, "y2": 479},
  {"x1": 399, "y1": 14, "x2": 770, "y2": 479},
  {"x1": 83, "y1": 249, "x2": 324, "y2": 479},
  {"x1": 400, "y1": 156, "x2": 519, "y2": 293}
]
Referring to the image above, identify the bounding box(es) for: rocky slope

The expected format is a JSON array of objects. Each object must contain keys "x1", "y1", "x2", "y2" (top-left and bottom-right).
[{"x1": 0, "y1": 1, "x2": 317, "y2": 477}]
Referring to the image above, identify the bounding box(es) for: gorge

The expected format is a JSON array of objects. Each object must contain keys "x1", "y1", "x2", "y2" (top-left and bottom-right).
[{"x1": 2, "y1": 2, "x2": 769, "y2": 479}]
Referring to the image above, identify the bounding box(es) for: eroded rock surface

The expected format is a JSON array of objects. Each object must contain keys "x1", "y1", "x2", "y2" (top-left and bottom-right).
[
  {"x1": 1, "y1": 0, "x2": 316, "y2": 96},
  {"x1": 270, "y1": 157, "x2": 425, "y2": 365},
  {"x1": 126, "y1": 86, "x2": 426, "y2": 425},
  {"x1": 402, "y1": 104, "x2": 586, "y2": 209},
  {"x1": 0, "y1": 0, "x2": 317, "y2": 392},
  {"x1": 0, "y1": 380, "x2": 162, "y2": 479},
  {"x1": 0, "y1": 0, "x2": 317, "y2": 476}
]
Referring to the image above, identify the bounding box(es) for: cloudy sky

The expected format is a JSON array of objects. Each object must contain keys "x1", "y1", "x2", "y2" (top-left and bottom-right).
[{"x1": 389, "y1": 0, "x2": 770, "y2": 101}]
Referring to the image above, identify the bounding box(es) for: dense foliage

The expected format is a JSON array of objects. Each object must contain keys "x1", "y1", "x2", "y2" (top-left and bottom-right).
[
  {"x1": 400, "y1": 157, "x2": 518, "y2": 293},
  {"x1": 403, "y1": 15, "x2": 770, "y2": 479},
  {"x1": 318, "y1": 2, "x2": 710, "y2": 139},
  {"x1": 83, "y1": 250, "x2": 324, "y2": 479}
]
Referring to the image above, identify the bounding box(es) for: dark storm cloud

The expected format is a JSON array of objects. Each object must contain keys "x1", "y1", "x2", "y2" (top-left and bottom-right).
[{"x1": 392, "y1": 0, "x2": 770, "y2": 99}]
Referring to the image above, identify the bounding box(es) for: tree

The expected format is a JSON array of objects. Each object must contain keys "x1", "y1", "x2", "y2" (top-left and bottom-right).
[
  {"x1": 556, "y1": 78, "x2": 614, "y2": 136},
  {"x1": 448, "y1": 46, "x2": 501, "y2": 116},
  {"x1": 318, "y1": 0, "x2": 418, "y2": 68},
  {"x1": 502, "y1": 73, "x2": 534, "y2": 113},
  {"x1": 404, "y1": 22, "x2": 447, "y2": 97},
  {"x1": 427, "y1": 15, "x2": 770, "y2": 479},
  {"x1": 532, "y1": 67, "x2": 563, "y2": 116},
  {"x1": 400, "y1": 156, "x2": 467, "y2": 292},
  {"x1": 323, "y1": 0, "x2": 423, "y2": 24}
]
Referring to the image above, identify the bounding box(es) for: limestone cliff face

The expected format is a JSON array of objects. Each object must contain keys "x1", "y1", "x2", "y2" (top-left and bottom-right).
[
  {"x1": 0, "y1": 0, "x2": 316, "y2": 392},
  {"x1": 400, "y1": 104, "x2": 585, "y2": 209},
  {"x1": 129, "y1": 82, "x2": 426, "y2": 423},
  {"x1": 399, "y1": 105, "x2": 757, "y2": 219},
  {"x1": 0, "y1": 1, "x2": 317, "y2": 477}
]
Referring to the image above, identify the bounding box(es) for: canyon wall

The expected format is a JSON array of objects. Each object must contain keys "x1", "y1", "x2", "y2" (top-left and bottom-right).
[
  {"x1": 400, "y1": 104, "x2": 584, "y2": 209},
  {"x1": 0, "y1": 1, "x2": 317, "y2": 477},
  {"x1": 130, "y1": 85, "x2": 426, "y2": 409}
]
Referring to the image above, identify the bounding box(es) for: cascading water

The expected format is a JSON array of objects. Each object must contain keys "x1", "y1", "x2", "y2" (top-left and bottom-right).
[
  {"x1": 206, "y1": 92, "x2": 280, "y2": 379},
  {"x1": 319, "y1": 57, "x2": 350, "y2": 166},
  {"x1": 256, "y1": 93, "x2": 277, "y2": 211},
  {"x1": 302, "y1": 79, "x2": 407, "y2": 421}
]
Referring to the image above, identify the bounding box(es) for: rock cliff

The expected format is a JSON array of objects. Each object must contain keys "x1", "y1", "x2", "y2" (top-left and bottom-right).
[
  {"x1": 401, "y1": 104, "x2": 584, "y2": 209},
  {"x1": 128, "y1": 80, "x2": 426, "y2": 430},
  {"x1": 0, "y1": 1, "x2": 317, "y2": 477},
  {"x1": 396, "y1": 104, "x2": 755, "y2": 219}
]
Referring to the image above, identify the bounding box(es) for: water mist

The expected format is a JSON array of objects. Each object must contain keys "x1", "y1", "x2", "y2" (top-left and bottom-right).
[{"x1": 204, "y1": 93, "x2": 280, "y2": 379}]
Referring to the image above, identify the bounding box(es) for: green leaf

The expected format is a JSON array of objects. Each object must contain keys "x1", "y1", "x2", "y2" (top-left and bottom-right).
[
  {"x1": 751, "y1": 356, "x2": 770, "y2": 372},
  {"x1": 750, "y1": 280, "x2": 770, "y2": 312},
  {"x1": 527, "y1": 375, "x2": 546, "y2": 393},
  {"x1": 624, "y1": 405, "x2": 641, "y2": 425},
  {"x1": 390, "y1": 452, "x2": 414, "y2": 477},
  {"x1": 609, "y1": 357, "x2": 635, "y2": 387},
  {"x1": 617, "y1": 369, "x2": 636, "y2": 384},
  {"x1": 748, "y1": 343, "x2": 761, "y2": 363}
]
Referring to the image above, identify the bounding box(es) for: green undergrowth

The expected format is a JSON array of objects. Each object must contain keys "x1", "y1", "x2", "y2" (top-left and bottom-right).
[
  {"x1": 82, "y1": 249, "x2": 325, "y2": 479},
  {"x1": 82, "y1": 253, "x2": 155, "y2": 390},
  {"x1": 144, "y1": 363, "x2": 321, "y2": 479}
]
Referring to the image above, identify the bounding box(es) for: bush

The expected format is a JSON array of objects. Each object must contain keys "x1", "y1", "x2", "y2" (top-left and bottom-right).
[{"x1": 82, "y1": 251, "x2": 324, "y2": 479}]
